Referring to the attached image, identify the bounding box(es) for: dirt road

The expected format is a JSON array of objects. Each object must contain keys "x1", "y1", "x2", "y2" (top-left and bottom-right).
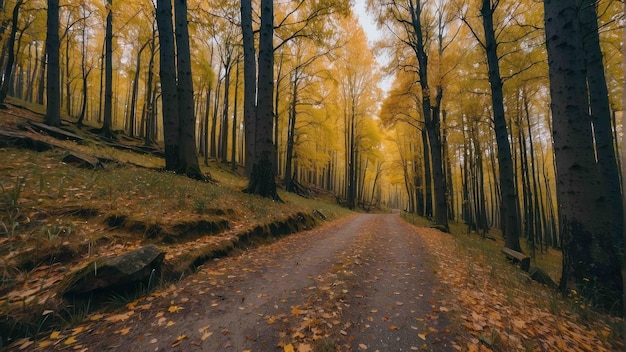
[{"x1": 41, "y1": 214, "x2": 458, "y2": 351}]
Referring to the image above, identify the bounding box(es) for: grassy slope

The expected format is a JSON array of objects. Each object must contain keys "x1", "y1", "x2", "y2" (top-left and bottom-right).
[{"x1": 0, "y1": 102, "x2": 350, "y2": 345}]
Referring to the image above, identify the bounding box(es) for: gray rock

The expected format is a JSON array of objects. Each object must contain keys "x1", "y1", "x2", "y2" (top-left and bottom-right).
[{"x1": 62, "y1": 244, "x2": 165, "y2": 296}]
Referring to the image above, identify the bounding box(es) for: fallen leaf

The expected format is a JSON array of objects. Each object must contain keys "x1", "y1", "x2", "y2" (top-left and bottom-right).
[
  {"x1": 297, "y1": 343, "x2": 313, "y2": 352},
  {"x1": 389, "y1": 325, "x2": 399, "y2": 330},
  {"x1": 291, "y1": 307, "x2": 305, "y2": 316},
  {"x1": 106, "y1": 311, "x2": 133, "y2": 322},
  {"x1": 359, "y1": 343, "x2": 368, "y2": 350},
  {"x1": 168, "y1": 305, "x2": 182, "y2": 313},
  {"x1": 284, "y1": 343, "x2": 295, "y2": 352},
  {"x1": 171, "y1": 335, "x2": 189, "y2": 347},
  {"x1": 72, "y1": 326, "x2": 86, "y2": 335},
  {"x1": 50, "y1": 331, "x2": 61, "y2": 339},
  {"x1": 38, "y1": 341, "x2": 52, "y2": 348},
  {"x1": 64, "y1": 336, "x2": 77, "y2": 345},
  {"x1": 119, "y1": 327, "x2": 131, "y2": 336},
  {"x1": 90, "y1": 314, "x2": 104, "y2": 321},
  {"x1": 166, "y1": 320, "x2": 176, "y2": 327},
  {"x1": 201, "y1": 332, "x2": 213, "y2": 341}
]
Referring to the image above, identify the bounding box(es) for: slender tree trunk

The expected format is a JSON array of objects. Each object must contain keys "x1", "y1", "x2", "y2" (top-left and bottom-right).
[
  {"x1": 210, "y1": 77, "x2": 221, "y2": 158},
  {"x1": 26, "y1": 41, "x2": 38, "y2": 102},
  {"x1": 128, "y1": 41, "x2": 148, "y2": 137},
  {"x1": 442, "y1": 110, "x2": 454, "y2": 220},
  {"x1": 421, "y1": 128, "x2": 432, "y2": 218},
  {"x1": 0, "y1": 0, "x2": 23, "y2": 104},
  {"x1": 44, "y1": 0, "x2": 60, "y2": 127},
  {"x1": 481, "y1": 0, "x2": 520, "y2": 250},
  {"x1": 100, "y1": 0, "x2": 114, "y2": 136},
  {"x1": 142, "y1": 30, "x2": 157, "y2": 145},
  {"x1": 36, "y1": 40, "x2": 47, "y2": 105},
  {"x1": 285, "y1": 73, "x2": 299, "y2": 192},
  {"x1": 203, "y1": 81, "x2": 212, "y2": 165},
  {"x1": 231, "y1": 57, "x2": 240, "y2": 172},
  {"x1": 77, "y1": 7, "x2": 90, "y2": 127},
  {"x1": 241, "y1": 0, "x2": 256, "y2": 176},
  {"x1": 219, "y1": 62, "x2": 232, "y2": 162},
  {"x1": 409, "y1": 0, "x2": 448, "y2": 230}
]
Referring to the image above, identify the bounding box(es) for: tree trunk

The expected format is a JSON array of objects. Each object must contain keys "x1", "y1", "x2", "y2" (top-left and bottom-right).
[
  {"x1": 25, "y1": 41, "x2": 38, "y2": 102},
  {"x1": 241, "y1": 0, "x2": 256, "y2": 176},
  {"x1": 219, "y1": 62, "x2": 232, "y2": 162},
  {"x1": 481, "y1": 0, "x2": 520, "y2": 251},
  {"x1": 174, "y1": 0, "x2": 203, "y2": 179},
  {"x1": 231, "y1": 57, "x2": 240, "y2": 172},
  {"x1": 100, "y1": 0, "x2": 114, "y2": 136},
  {"x1": 142, "y1": 30, "x2": 157, "y2": 145},
  {"x1": 421, "y1": 128, "x2": 432, "y2": 218},
  {"x1": 579, "y1": 0, "x2": 623, "y2": 256},
  {"x1": 77, "y1": 7, "x2": 90, "y2": 127},
  {"x1": 156, "y1": 0, "x2": 180, "y2": 171},
  {"x1": 44, "y1": 0, "x2": 60, "y2": 127},
  {"x1": 0, "y1": 0, "x2": 23, "y2": 104},
  {"x1": 203, "y1": 82, "x2": 211, "y2": 165},
  {"x1": 285, "y1": 73, "x2": 299, "y2": 192},
  {"x1": 244, "y1": 0, "x2": 280, "y2": 200},
  {"x1": 409, "y1": 0, "x2": 448, "y2": 230},
  {"x1": 210, "y1": 77, "x2": 221, "y2": 158},
  {"x1": 128, "y1": 41, "x2": 148, "y2": 137},
  {"x1": 544, "y1": 0, "x2": 623, "y2": 309}
]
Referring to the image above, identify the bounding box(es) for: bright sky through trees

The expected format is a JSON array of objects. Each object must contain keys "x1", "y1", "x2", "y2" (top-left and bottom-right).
[{"x1": 353, "y1": 1, "x2": 392, "y2": 94}]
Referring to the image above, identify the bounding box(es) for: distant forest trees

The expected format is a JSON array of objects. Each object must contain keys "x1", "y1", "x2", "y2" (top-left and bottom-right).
[{"x1": 0, "y1": 0, "x2": 622, "y2": 309}]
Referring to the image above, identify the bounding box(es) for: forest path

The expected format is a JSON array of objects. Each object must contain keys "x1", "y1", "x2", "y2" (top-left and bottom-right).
[{"x1": 36, "y1": 214, "x2": 458, "y2": 351}]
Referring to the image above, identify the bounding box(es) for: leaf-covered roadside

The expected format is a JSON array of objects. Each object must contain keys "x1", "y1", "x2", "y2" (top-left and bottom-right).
[{"x1": 415, "y1": 226, "x2": 623, "y2": 351}]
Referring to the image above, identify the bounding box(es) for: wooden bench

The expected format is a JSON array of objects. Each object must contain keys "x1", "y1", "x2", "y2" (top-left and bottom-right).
[{"x1": 501, "y1": 247, "x2": 530, "y2": 272}]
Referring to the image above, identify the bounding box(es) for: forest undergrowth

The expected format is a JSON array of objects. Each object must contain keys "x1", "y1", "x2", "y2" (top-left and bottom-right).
[{"x1": 404, "y1": 214, "x2": 624, "y2": 351}]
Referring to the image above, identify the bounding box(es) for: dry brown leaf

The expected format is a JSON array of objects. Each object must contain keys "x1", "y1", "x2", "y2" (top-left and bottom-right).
[
  {"x1": 171, "y1": 334, "x2": 189, "y2": 347},
  {"x1": 297, "y1": 344, "x2": 313, "y2": 352},
  {"x1": 106, "y1": 311, "x2": 133, "y2": 322}
]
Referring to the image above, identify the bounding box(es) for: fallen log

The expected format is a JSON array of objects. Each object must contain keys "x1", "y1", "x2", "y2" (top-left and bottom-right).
[
  {"x1": 501, "y1": 247, "x2": 531, "y2": 272},
  {"x1": 27, "y1": 120, "x2": 83, "y2": 142}
]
